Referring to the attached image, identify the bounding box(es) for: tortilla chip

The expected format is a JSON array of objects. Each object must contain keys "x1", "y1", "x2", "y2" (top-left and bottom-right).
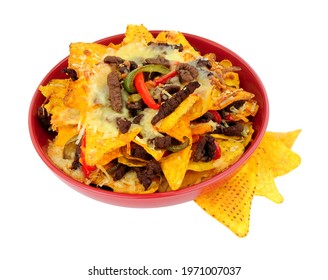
[
  {"x1": 156, "y1": 30, "x2": 200, "y2": 57},
  {"x1": 68, "y1": 42, "x2": 108, "y2": 76},
  {"x1": 188, "y1": 138, "x2": 244, "y2": 172},
  {"x1": 160, "y1": 145, "x2": 192, "y2": 190},
  {"x1": 85, "y1": 126, "x2": 141, "y2": 166},
  {"x1": 254, "y1": 130, "x2": 301, "y2": 202},
  {"x1": 195, "y1": 130, "x2": 301, "y2": 236},
  {"x1": 157, "y1": 94, "x2": 200, "y2": 133},
  {"x1": 123, "y1": 24, "x2": 155, "y2": 45},
  {"x1": 266, "y1": 129, "x2": 301, "y2": 149},
  {"x1": 195, "y1": 155, "x2": 259, "y2": 237}
]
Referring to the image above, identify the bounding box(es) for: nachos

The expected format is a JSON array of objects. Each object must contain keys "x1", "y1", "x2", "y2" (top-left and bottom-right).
[{"x1": 38, "y1": 24, "x2": 259, "y2": 194}]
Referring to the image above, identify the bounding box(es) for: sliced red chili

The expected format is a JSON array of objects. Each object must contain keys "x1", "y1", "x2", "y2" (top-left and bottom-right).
[
  {"x1": 209, "y1": 110, "x2": 222, "y2": 123},
  {"x1": 80, "y1": 134, "x2": 96, "y2": 178},
  {"x1": 134, "y1": 72, "x2": 160, "y2": 110},
  {"x1": 153, "y1": 70, "x2": 178, "y2": 86},
  {"x1": 213, "y1": 141, "x2": 221, "y2": 160}
]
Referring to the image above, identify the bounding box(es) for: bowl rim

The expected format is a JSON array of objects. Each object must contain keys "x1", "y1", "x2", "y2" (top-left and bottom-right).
[{"x1": 28, "y1": 30, "x2": 269, "y2": 202}]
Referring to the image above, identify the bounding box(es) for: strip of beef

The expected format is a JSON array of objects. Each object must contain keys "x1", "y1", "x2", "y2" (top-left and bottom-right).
[
  {"x1": 107, "y1": 71, "x2": 123, "y2": 112},
  {"x1": 116, "y1": 117, "x2": 131, "y2": 133},
  {"x1": 193, "y1": 112, "x2": 215, "y2": 123},
  {"x1": 215, "y1": 122, "x2": 244, "y2": 136},
  {"x1": 193, "y1": 134, "x2": 217, "y2": 162},
  {"x1": 134, "y1": 160, "x2": 162, "y2": 189},
  {"x1": 152, "y1": 135, "x2": 173, "y2": 149},
  {"x1": 104, "y1": 56, "x2": 138, "y2": 74},
  {"x1": 176, "y1": 63, "x2": 198, "y2": 83},
  {"x1": 132, "y1": 113, "x2": 144, "y2": 124},
  {"x1": 151, "y1": 81, "x2": 200, "y2": 125},
  {"x1": 126, "y1": 99, "x2": 146, "y2": 116},
  {"x1": 144, "y1": 56, "x2": 171, "y2": 68},
  {"x1": 147, "y1": 42, "x2": 183, "y2": 52},
  {"x1": 196, "y1": 59, "x2": 212, "y2": 69},
  {"x1": 112, "y1": 163, "x2": 130, "y2": 181},
  {"x1": 104, "y1": 55, "x2": 124, "y2": 64},
  {"x1": 37, "y1": 105, "x2": 51, "y2": 130},
  {"x1": 62, "y1": 68, "x2": 78, "y2": 81},
  {"x1": 130, "y1": 142, "x2": 153, "y2": 161}
]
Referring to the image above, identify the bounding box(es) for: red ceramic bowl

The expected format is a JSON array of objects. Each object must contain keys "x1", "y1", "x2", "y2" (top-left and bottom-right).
[{"x1": 28, "y1": 31, "x2": 269, "y2": 208}]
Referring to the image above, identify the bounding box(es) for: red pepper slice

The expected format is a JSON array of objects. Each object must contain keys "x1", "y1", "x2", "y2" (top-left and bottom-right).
[
  {"x1": 209, "y1": 110, "x2": 222, "y2": 123},
  {"x1": 80, "y1": 133, "x2": 96, "y2": 178},
  {"x1": 134, "y1": 72, "x2": 160, "y2": 110},
  {"x1": 153, "y1": 70, "x2": 178, "y2": 86},
  {"x1": 213, "y1": 141, "x2": 221, "y2": 160}
]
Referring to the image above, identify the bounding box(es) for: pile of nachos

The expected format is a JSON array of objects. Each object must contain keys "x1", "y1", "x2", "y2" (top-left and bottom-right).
[{"x1": 38, "y1": 24, "x2": 259, "y2": 194}]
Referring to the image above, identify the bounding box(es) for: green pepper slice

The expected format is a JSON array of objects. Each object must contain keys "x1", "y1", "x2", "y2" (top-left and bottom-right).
[
  {"x1": 166, "y1": 136, "x2": 190, "y2": 152},
  {"x1": 123, "y1": 64, "x2": 170, "y2": 93}
]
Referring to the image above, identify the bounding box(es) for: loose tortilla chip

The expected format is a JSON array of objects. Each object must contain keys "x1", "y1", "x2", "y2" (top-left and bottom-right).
[
  {"x1": 195, "y1": 130, "x2": 301, "y2": 236},
  {"x1": 254, "y1": 130, "x2": 301, "y2": 202},
  {"x1": 195, "y1": 155, "x2": 259, "y2": 237}
]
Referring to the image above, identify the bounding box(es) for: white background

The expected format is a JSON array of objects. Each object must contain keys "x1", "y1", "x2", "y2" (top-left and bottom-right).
[{"x1": 1, "y1": 0, "x2": 327, "y2": 279}]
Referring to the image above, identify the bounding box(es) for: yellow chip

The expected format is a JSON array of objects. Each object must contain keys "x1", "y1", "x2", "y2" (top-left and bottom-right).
[
  {"x1": 123, "y1": 24, "x2": 155, "y2": 45},
  {"x1": 156, "y1": 30, "x2": 200, "y2": 58},
  {"x1": 85, "y1": 126, "x2": 141, "y2": 166},
  {"x1": 195, "y1": 155, "x2": 259, "y2": 237},
  {"x1": 188, "y1": 138, "x2": 244, "y2": 172},
  {"x1": 157, "y1": 94, "x2": 200, "y2": 133},
  {"x1": 266, "y1": 129, "x2": 301, "y2": 149},
  {"x1": 68, "y1": 42, "x2": 108, "y2": 77},
  {"x1": 259, "y1": 132, "x2": 301, "y2": 177},
  {"x1": 195, "y1": 130, "x2": 301, "y2": 236},
  {"x1": 160, "y1": 145, "x2": 192, "y2": 190}
]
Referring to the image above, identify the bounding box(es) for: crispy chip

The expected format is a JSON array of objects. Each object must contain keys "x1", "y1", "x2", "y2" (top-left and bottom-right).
[
  {"x1": 188, "y1": 139, "x2": 244, "y2": 172},
  {"x1": 54, "y1": 125, "x2": 78, "y2": 147},
  {"x1": 195, "y1": 155, "x2": 259, "y2": 237},
  {"x1": 156, "y1": 30, "x2": 200, "y2": 58},
  {"x1": 68, "y1": 42, "x2": 108, "y2": 76},
  {"x1": 123, "y1": 24, "x2": 155, "y2": 45},
  {"x1": 266, "y1": 129, "x2": 301, "y2": 149},
  {"x1": 160, "y1": 145, "x2": 192, "y2": 190},
  {"x1": 157, "y1": 94, "x2": 200, "y2": 133},
  {"x1": 254, "y1": 130, "x2": 301, "y2": 202},
  {"x1": 195, "y1": 130, "x2": 301, "y2": 236},
  {"x1": 85, "y1": 126, "x2": 141, "y2": 166}
]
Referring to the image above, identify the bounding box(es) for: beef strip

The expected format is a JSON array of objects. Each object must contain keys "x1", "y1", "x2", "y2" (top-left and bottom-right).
[
  {"x1": 130, "y1": 142, "x2": 153, "y2": 161},
  {"x1": 104, "y1": 56, "x2": 138, "y2": 74},
  {"x1": 147, "y1": 42, "x2": 183, "y2": 52},
  {"x1": 144, "y1": 56, "x2": 171, "y2": 68},
  {"x1": 104, "y1": 55, "x2": 124, "y2": 64},
  {"x1": 107, "y1": 71, "x2": 123, "y2": 112},
  {"x1": 193, "y1": 112, "x2": 215, "y2": 123},
  {"x1": 116, "y1": 117, "x2": 131, "y2": 134},
  {"x1": 126, "y1": 99, "x2": 146, "y2": 116},
  {"x1": 112, "y1": 163, "x2": 130, "y2": 181},
  {"x1": 37, "y1": 105, "x2": 51, "y2": 130},
  {"x1": 62, "y1": 68, "x2": 78, "y2": 81},
  {"x1": 134, "y1": 160, "x2": 162, "y2": 189},
  {"x1": 196, "y1": 59, "x2": 212, "y2": 69},
  {"x1": 176, "y1": 63, "x2": 198, "y2": 83},
  {"x1": 192, "y1": 134, "x2": 217, "y2": 162},
  {"x1": 152, "y1": 135, "x2": 173, "y2": 149},
  {"x1": 151, "y1": 81, "x2": 200, "y2": 125},
  {"x1": 215, "y1": 122, "x2": 244, "y2": 136}
]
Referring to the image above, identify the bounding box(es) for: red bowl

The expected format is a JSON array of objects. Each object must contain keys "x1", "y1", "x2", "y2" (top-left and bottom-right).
[{"x1": 28, "y1": 31, "x2": 269, "y2": 208}]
